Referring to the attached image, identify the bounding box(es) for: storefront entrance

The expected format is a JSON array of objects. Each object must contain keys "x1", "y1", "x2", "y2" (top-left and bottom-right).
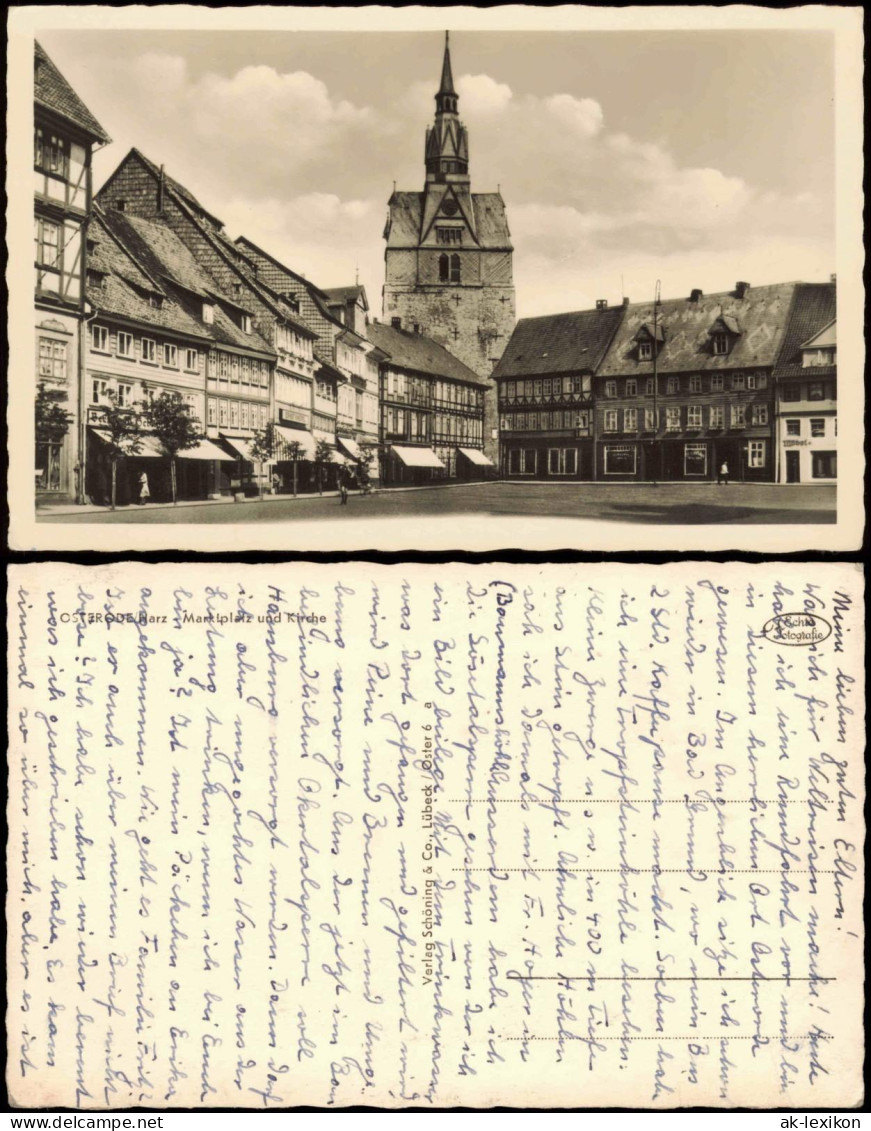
[{"x1": 786, "y1": 450, "x2": 800, "y2": 483}]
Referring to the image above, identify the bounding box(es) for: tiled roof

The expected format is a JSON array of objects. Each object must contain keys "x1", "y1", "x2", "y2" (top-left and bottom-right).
[
  {"x1": 367, "y1": 321, "x2": 489, "y2": 386},
  {"x1": 35, "y1": 41, "x2": 110, "y2": 143},
  {"x1": 597, "y1": 282, "x2": 798, "y2": 376},
  {"x1": 98, "y1": 208, "x2": 275, "y2": 354},
  {"x1": 386, "y1": 191, "x2": 512, "y2": 249},
  {"x1": 492, "y1": 306, "x2": 625, "y2": 380},
  {"x1": 132, "y1": 148, "x2": 224, "y2": 229},
  {"x1": 86, "y1": 215, "x2": 211, "y2": 339},
  {"x1": 773, "y1": 282, "x2": 837, "y2": 379},
  {"x1": 322, "y1": 285, "x2": 368, "y2": 309},
  {"x1": 224, "y1": 234, "x2": 322, "y2": 338}
]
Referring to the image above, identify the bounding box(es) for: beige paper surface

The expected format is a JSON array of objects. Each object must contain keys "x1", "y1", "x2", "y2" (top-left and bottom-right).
[
  {"x1": 6, "y1": 561, "x2": 864, "y2": 1108},
  {"x1": 7, "y1": 4, "x2": 866, "y2": 553}
]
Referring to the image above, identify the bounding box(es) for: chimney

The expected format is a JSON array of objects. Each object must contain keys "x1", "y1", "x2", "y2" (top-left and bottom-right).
[
  {"x1": 830, "y1": 273, "x2": 837, "y2": 284},
  {"x1": 391, "y1": 316, "x2": 402, "y2": 330},
  {"x1": 157, "y1": 164, "x2": 165, "y2": 212},
  {"x1": 735, "y1": 281, "x2": 750, "y2": 299},
  {"x1": 595, "y1": 299, "x2": 608, "y2": 311},
  {"x1": 690, "y1": 288, "x2": 703, "y2": 302},
  {"x1": 622, "y1": 296, "x2": 630, "y2": 307}
]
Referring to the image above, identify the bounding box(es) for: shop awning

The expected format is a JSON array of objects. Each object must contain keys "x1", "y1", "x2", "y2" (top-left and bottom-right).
[
  {"x1": 220, "y1": 434, "x2": 261, "y2": 463},
  {"x1": 337, "y1": 436, "x2": 362, "y2": 461},
  {"x1": 458, "y1": 447, "x2": 493, "y2": 467},
  {"x1": 391, "y1": 445, "x2": 445, "y2": 469},
  {"x1": 90, "y1": 428, "x2": 163, "y2": 458},
  {"x1": 274, "y1": 426, "x2": 316, "y2": 459},
  {"x1": 177, "y1": 438, "x2": 233, "y2": 461}
]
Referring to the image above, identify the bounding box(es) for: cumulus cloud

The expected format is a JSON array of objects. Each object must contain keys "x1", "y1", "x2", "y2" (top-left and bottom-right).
[
  {"x1": 457, "y1": 73, "x2": 513, "y2": 115},
  {"x1": 543, "y1": 93, "x2": 604, "y2": 137},
  {"x1": 220, "y1": 194, "x2": 384, "y2": 294},
  {"x1": 81, "y1": 49, "x2": 831, "y2": 320}
]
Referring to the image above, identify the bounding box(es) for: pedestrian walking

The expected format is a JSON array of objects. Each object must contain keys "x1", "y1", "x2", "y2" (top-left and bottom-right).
[
  {"x1": 138, "y1": 471, "x2": 151, "y2": 505},
  {"x1": 339, "y1": 478, "x2": 349, "y2": 506},
  {"x1": 717, "y1": 461, "x2": 729, "y2": 486}
]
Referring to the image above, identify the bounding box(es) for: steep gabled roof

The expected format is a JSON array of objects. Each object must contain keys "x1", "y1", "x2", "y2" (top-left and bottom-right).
[
  {"x1": 367, "y1": 321, "x2": 490, "y2": 387},
  {"x1": 98, "y1": 208, "x2": 276, "y2": 354},
  {"x1": 35, "y1": 41, "x2": 111, "y2": 143},
  {"x1": 492, "y1": 306, "x2": 625, "y2": 380},
  {"x1": 86, "y1": 214, "x2": 212, "y2": 340},
  {"x1": 131, "y1": 147, "x2": 225, "y2": 230},
  {"x1": 773, "y1": 282, "x2": 837, "y2": 378},
  {"x1": 598, "y1": 282, "x2": 798, "y2": 375}
]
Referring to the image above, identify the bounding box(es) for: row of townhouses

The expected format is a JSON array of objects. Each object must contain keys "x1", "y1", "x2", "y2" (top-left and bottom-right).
[
  {"x1": 34, "y1": 40, "x2": 495, "y2": 506},
  {"x1": 34, "y1": 35, "x2": 836, "y2": 506},
  {"x1": 494, "y1": 280, "x2": 837, "y2": 484}
]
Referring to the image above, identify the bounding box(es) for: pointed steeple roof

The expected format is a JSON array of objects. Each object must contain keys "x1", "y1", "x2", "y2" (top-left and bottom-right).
[{"x1": 439, "y1": 31, "x2": 456, "y2": 96}]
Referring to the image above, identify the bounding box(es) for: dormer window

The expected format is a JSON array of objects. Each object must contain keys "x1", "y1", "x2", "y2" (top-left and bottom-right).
[
  {"x1": 241, "y1": 314, "x2": 252, "y2": 334},
  {"x1": 708, "y1": 314, "x2": 740, "y2": 357},
  {"x1": 634, "y1": 321, "x2": 663, "y2": 360},
  {"x1": 203, "y1": 303, "x2": 214, "y2": 324}
]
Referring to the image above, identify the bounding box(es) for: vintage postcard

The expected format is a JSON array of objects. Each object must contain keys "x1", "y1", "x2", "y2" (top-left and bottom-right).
[
  {"x1": 7, "y1": 4, "x2": 865, "y2": 553},
  {"x1": 6, "y1": 561, "x2": 864, "y2": 1108}
]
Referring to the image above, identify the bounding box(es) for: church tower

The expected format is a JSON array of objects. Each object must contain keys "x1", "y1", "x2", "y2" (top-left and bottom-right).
[{"x1": 383, "y1": 33, "x2": 515, "y2": 457}]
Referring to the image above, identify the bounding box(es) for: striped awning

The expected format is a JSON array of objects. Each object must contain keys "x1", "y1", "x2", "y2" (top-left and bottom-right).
[{"x1": 274, "y1": 426, "x2": 316, "y2": 459}]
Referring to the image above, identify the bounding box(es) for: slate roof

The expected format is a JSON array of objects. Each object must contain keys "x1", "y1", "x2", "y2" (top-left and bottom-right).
[
  {"x1": 773, "y1": 282, "x2": 837, "y2": 379},
  {"x1": 492, "y1": 306, "x2": 626, "y2": 380},
  {"x1": 367, "y1": 321, "x2": 490, "y2": 387},
  {"x1": 597, "y1": 282, "x2": 798, "y2": 376},
  {"x1": 97, "y1": 208, "x2": 276, "y2": 354},
  {"x1": 35, "y1": 41, "x2": 110, "y2": 143},
  {"x1": 385, "y1": 191, "x2": 512, "y2": 249}
]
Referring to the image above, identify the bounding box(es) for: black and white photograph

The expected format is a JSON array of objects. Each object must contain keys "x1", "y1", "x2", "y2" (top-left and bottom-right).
[{"x1": 8, "y1": 5, "x2": 863, "y2": 551}]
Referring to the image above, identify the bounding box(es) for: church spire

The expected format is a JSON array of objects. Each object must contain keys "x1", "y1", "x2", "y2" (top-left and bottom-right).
[
  {"x1": 426, "y1": 31, "x2": 468, "y2": 182},
  {"x1": 438, "y1": 31, "x2": 456, "y2": 98}
]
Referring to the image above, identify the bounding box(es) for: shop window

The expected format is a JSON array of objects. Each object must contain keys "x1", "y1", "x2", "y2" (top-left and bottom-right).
[
  {"x1": 811, "y1": 451, "x2": 837, "y2": 478},
  {"x1": 604, "y1": 445, "x2": 636, "y2": 474},
  {"x1": 684, "y1": 443, "x2": 707, "y2": 476}
]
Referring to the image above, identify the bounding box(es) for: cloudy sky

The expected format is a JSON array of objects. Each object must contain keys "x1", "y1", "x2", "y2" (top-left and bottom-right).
[{"x1": 40, "y1": 27, "x2": 835, "y2": 317}]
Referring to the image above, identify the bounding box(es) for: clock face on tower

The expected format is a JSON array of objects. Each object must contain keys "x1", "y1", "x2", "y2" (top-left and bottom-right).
[{"x1": 441, "y1": 200, "x2": 459, "y2": 217}]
